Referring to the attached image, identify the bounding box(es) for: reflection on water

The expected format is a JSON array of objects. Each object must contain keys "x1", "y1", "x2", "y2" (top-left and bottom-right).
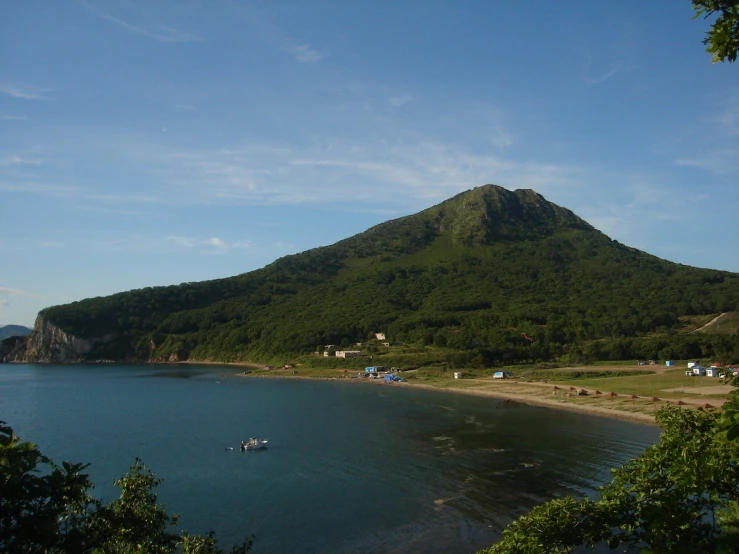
[{"x1": 0, "y1": 365, "x2": 659, "y2": 554}]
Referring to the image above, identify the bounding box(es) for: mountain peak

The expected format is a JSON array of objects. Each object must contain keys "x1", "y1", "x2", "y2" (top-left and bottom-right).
[{"x1": 425, "y1": 184, "x2": 593, "y2": 246}]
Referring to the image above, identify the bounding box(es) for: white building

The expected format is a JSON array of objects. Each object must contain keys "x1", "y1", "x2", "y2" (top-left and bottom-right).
[{"x1": 335, "y1": 350, "x2": 363, "y2": 359}]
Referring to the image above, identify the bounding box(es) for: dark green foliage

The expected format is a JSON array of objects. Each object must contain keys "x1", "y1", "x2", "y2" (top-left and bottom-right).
[
  {"x1": 693, "y1": 0, "x2": 739, "y2": 63},
  {"x1": 0, "y1": 421, "x2": 94, "y2": 553},
  {"x1": 0, "y1": 421, "x2": 253, "y2": 553},
  {"x1": 34, "y1": 186, "x2": 739, "y2": 365},
  {"x1": 481, "y1": 389, "x2": 739, "y2": 553}
]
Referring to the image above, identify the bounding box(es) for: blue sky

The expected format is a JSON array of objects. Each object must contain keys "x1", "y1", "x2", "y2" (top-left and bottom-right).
[{"x1": 1, "y1": 1, "x2": 737, "y2": 327}]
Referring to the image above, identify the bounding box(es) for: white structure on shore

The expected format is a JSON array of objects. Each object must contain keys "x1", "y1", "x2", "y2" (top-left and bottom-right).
[{"x1": 335, "y1": 350, "x2": 363, "y2": 358}]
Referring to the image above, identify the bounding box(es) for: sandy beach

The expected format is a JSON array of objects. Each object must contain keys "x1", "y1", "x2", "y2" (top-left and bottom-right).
[{"x1": 209, "y1": 366, "x2": 659, "y2": 426}]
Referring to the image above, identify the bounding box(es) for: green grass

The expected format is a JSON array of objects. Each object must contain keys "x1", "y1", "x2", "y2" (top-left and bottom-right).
[
  {"x1": 544, "y1": 368, "x2": 729, "y2": 399},
  {"x1": 696, "y1": 311, "x2": 739, "y2": 335},
  {"x1": 517, "y1": 369, "x2": 655, "y2": 381}
]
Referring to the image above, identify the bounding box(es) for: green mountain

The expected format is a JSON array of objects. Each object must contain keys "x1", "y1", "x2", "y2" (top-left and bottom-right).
[
  {"x1": 0, "y1": 325, "x2": 32, "y2": 341},
  {"x1": 16, "y1": 185, "x2": 739, "y2": 365}
]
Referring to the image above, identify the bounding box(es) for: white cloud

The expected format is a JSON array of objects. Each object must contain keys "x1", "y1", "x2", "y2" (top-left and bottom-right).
[
  {"x1": 0, "y1": 287, "x2": 33, "y2": 297},
  {"x1": 585, "y1": 62, "x2": 622, "y2": 85},
  {"x1": 166, "y1": 236, "x2": 254, "y2": 254},
  {"x1": 715, "y1": 94, "x2": 739, "y2": 136},
  {"x1": 0, "y1": 83, "x2": 49, "y2": 100},
  {"x1": 0, "y1": 181, "x2": 80, "y2": 196},
  {"x1": 388, "y1": 95, "x2": 412, "y2": 107},
  {"x1": 674, "y1": 148, "x2": 739, "y2": 174},
  {"x1": 0, "y1": 180, "x2": 162, "y2": 205},
  {"x1": 290, "y1": 44, "x2": 323, "y2": 63},
  {"x1": 153, "y1": 139, "x2": 584, "y2": 212},
  {"x1": 491, "y1": 127, "x2": 514, "y2": 148},
  {"x1": 0, "y1": 155, "x2": 43, "y2": 167},
  {"x1": 80, "y1": 1, "x2": 201, "y2": 43}
]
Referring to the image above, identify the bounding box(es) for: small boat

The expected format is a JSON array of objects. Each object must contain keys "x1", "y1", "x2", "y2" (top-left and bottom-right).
[{"x1": 240, "y1": 438, "x2": 268, "y2": 451}]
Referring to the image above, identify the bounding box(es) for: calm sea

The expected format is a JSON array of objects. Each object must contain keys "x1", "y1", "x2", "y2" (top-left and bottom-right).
[{"x1": 0, "y1": 364, "x2": 659, "y2": 553}]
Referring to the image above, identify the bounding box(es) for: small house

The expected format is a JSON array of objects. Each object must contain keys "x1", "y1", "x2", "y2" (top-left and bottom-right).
[
  {"x1": 365, "y1": 366, "x2": 386, "y2": 374},
  {"x1": 693, "y1": 366, "x2": 707, "y2": 376},
  {"x1": 665, "y1": 360, "x2": 675, "y2": 367},
  {"x1": 688, "y1": 361, "x2": 698, "y2": 368},
  {"x1": 375, "y1": 333, "x2": 386, "y2": 341},
  {"x1": 336, "y1": 350, "x2": 362, "y2": 359},
  {"x1": 493, "y1": 371, "x2": 513, "y2": 379},
  {"x1": 706, "y1": 368, "x2": 718, "y2": 378}
]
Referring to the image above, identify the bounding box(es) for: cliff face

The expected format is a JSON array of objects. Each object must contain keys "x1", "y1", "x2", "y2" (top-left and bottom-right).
[{"x1": 10, "y1": 316, "x2": 114, "y2": 363}]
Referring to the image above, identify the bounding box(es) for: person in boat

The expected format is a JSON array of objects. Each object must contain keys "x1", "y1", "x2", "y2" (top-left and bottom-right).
[{"x1": 240, "y1": 440, "x2": 246, "y2": 449}]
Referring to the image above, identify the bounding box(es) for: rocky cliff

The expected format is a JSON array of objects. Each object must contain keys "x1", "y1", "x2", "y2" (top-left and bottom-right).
[{"x1": 9, "y1": 316, "x2": 115, "y2": 363}]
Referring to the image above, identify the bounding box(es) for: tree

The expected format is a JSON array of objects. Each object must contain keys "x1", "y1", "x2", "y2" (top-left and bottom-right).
[
  {"x1": 0, "y1": 421, "x2": 252, "y2": 553},
  {"x1": 479, "y1": 387, "x2": 739, "y2": 553},
  {"x1": 693, "y1": 0, "x2": 739, "y2": 62}
]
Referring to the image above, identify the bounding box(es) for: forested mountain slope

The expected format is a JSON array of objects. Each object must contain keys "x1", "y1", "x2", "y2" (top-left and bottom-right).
[{"x1": 15, "y1": 185, "x2": 739, "y2": 364}]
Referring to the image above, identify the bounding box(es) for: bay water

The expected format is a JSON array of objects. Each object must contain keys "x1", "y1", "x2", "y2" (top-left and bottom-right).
[{"x1": 0, "y1": 364, "x2": 659, "y2": 553}]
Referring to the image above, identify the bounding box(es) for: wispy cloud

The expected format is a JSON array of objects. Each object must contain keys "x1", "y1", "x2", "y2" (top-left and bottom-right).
[
  {"x1": 0, "y1": 287, "x2": 33, "y2": 297},
  {"x1": 166, "y1": 236, "x2": 254, "y2": 254},
  {"x1": 0, "y1": 155, "x2": 43, "y2": 167},
  {"x1": 674, "y1": 149, "x2": 739, "y2": 174},
  {"x1": 715, "y1": 93, "x2": 739, "y2": 136},
  {"x1": 0, "y1": 181, "x2": 79, "y2": 196},
  {"x1": 80, "y1": 1, "x2": 201, "y2": 43},
  {"x1": 0, "y1": 300, "x2": 9, "y2": 309},
  {"x1": 585, "y1": 62, "x2": 622, "y2": 85},
  {"x1": 154, "y1": 140, "x2": 584, "y2": 211},
  {"x1": 491, "y1": 128, "x2": 514, "y2": 148},
  {"x1": 670, "y1": 92, "x2": 739, "y2": 174},
  {"x1": 580, "y1": 47, "x2": 622, "y2": 86},
  {"x1": 0, "y1": 115, "x2": 26, "y2": 121},
  {"x1": 290, "y1": 44, "x2": 323, "y2": 63},
  {"x1": 0, "y1": 82, "x2": 51, "y2": 100},
  {"x1": 388, "y1": 95, "x2": 413, "y2": 107}
]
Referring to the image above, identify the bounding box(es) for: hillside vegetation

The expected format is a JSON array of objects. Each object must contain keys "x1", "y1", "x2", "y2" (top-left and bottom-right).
[{"x1": 35, "y1": 185, "x2": 739, "y2": 365}]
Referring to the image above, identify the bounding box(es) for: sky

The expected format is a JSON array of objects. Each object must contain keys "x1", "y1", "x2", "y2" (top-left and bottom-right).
[{"x1": 1, "y1": 1, "x2": 738, "y2": 327}]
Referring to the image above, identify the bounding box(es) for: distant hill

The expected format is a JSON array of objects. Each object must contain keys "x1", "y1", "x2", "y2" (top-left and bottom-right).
[
  {"x1": 0, "y1": 325, "x2": 31, "y2": 341},
  {"x1": 15, "y1": 185, "x2": 739, "y2": 365}
]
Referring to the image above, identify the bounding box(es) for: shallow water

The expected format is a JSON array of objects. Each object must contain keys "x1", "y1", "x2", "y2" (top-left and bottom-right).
[{"x1": 0, "y1": 364, "x2": 659, "y2": 553}]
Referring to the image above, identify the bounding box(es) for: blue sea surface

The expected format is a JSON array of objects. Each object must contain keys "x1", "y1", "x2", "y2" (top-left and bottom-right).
[{"x1": 0, "y1": 364, "x2": 660, "y2": 553}]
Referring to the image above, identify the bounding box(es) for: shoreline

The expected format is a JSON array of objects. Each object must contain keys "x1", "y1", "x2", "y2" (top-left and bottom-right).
[
  {"x1": 198, "y1": 363, "x2": 660, "y2": 427},
  {"x1": 403, "y1": 381, "x2": 658, "y2": 426}
]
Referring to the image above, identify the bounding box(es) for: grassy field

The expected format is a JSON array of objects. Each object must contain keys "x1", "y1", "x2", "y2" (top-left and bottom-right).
[{"x1": 696, "y1": 311, "x2": 739, "y2": 335}]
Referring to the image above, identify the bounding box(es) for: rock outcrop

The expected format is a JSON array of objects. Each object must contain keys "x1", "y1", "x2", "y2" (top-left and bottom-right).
[{"x1": 10, "y1": 316, "x2": 115, "y2": 363}]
